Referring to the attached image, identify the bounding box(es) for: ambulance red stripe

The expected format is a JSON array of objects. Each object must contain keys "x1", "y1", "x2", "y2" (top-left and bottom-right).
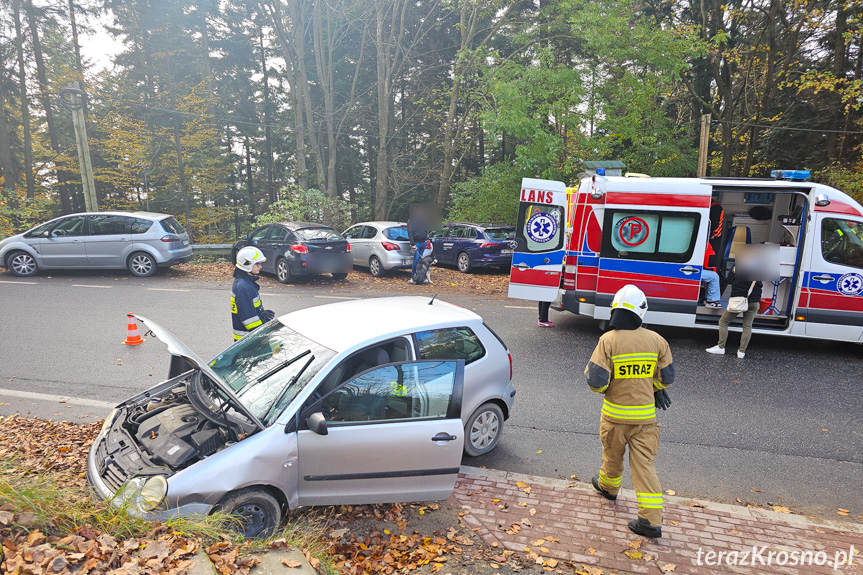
[
  {"x1": 509, "y1": 268, "x2": 561, "y2": 287},
  {"x1": 605, "y1": 192, "x2": 711, "y2": 208}
]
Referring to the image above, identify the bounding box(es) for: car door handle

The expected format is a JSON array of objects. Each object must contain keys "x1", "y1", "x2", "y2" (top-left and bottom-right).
[
  {"x1": 679, "y1": 266, "x2": 699, "y2": 275},
  {"x1": 812, "y1": 275, "x2": 834, "y2": 282},
  {"x1": 513, "y1": 262, "x2": 529, "y2": 270},
  {"x1": 431, "y1": 432, "x2": 457, "y2": 442}
]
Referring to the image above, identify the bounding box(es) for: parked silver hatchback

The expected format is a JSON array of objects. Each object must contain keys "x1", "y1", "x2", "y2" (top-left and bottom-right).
[
  {"x1": 0, "y1": 211, "x2": 192, "y2": 277},
  {"x1": 87, "y1": 296, "x2": 514, "y2": 538},
  {"x1": 343, "y1": 221, "x2": 413, "y2": 277}
]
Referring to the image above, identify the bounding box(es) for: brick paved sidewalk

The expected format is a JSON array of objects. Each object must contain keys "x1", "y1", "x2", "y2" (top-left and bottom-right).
[{"x1": 453, "y1": 466, "x2": 862, "y2": 575}]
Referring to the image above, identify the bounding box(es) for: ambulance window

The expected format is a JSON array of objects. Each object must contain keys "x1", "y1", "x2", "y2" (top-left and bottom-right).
[
  {"x1": 516, "y1": 203, "x2": 564, "y2": 253},
  {"x1": 821, "y1": 219, "x2": 863, "y2": 269},
  {"x1": 601, "y1": 210, "x2": 699, "y2": 263}
]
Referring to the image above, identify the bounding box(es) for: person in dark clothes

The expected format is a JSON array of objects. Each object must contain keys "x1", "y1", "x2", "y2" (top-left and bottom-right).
[
  {"x1": 406, "y1": 216, "x2": 428, "y2": 280},
  {"x1": 538, "y1": 301, "x2": 553, "y2": 327},
  {"x1": 706, "y1": 266, "x2": 762, "y2": 359}
]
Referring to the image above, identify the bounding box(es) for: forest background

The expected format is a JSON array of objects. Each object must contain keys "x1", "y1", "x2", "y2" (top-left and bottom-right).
[{"x1": 1, "y1": 0, "x2": 861, "y2": 241}]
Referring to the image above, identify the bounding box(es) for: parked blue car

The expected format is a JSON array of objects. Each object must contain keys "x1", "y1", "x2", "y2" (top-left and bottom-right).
[{"x1": 430, "y1": 223, "x2": 516, "y2": 273}]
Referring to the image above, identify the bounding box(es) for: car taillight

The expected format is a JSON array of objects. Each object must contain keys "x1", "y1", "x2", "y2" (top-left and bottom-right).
[
  {"x1": 508, "y1": 351, "x2": 513, "y2": 381},
  {"x1": 160, "y1": 234, "x2": 181, "y2": 242},
  {"x1": 480, "y1": 242, "x2": 497, "y2": 248},
  {"x1": 346, "y1": 242, "x2": 351, "y2": 253},
  {"x1": 291, "y1": 244, "x2": 309, "y2": 254},
  {"x1": 382, "y1": 242, "x2": 400, "y2": 251}
]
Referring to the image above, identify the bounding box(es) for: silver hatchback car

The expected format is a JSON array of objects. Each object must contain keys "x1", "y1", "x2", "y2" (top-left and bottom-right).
[
  {"x1": 0, "y1": 211, "x2": 192, "y2": 277},
  {"x1": 87, "y1": 296, "x2": 514, "y2": 538},
  {"x1": 343, "y1": 221, "x2": 413, "y2": 277}
]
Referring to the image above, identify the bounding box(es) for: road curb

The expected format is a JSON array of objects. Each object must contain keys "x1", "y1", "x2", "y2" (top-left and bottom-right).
[{"x1": 459, "y1": 465, "x2": 863, "y2": 534}]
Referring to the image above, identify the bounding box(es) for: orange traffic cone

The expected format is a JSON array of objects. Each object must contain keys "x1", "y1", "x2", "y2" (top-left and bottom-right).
[{"x1": 123, "y1": 313, "x2": 144, "y2": 345}]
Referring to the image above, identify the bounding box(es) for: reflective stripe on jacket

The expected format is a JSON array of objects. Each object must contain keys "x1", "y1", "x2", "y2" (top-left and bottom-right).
[{"x1": 231, "y1": 274, "x2": 264, "y2": 340}]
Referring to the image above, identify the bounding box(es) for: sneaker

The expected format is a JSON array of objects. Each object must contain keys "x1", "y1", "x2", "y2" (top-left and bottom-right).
[
  {"x1": 591, "y1": 476, "x2": 617, "y2": 501},
  {"x1": 737, "y1": 350, "x2": 745, "y2": 359},
  {"x1": 704, "y1": 301, "x2": 722, "y2": 308},
  {"x1": 538, "y1": 320, "x2": 554, "y2": 328},
  {"x1": 706, "y1": 345, "x2": 725, "y2": 355},
  {"x1": 628, "y1": 517, "x2": 662, "y2": 538},
  {"x1": 407, "y1": 279, "x2": 415, "y2": 284}
]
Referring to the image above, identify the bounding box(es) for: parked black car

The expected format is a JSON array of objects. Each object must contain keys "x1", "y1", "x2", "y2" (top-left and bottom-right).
[{"x1": 231, "y1": 222, "x2": 351, "y2": 283}]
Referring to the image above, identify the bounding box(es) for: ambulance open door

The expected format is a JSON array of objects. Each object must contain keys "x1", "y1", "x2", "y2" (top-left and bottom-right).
[
  {"x1": 508, "y1": 178, "x2": 568, "y2": 302},
  {"x1": 594, "y1": 193, "x2": 710, "y2": 327}
]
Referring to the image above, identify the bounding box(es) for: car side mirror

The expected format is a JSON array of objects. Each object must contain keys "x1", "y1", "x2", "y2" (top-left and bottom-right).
[
  {"x1": 306, "y1": 412, "x2": 328, "y2": 436},
  {"x1": 240, "y1": 234, "x2": 249, "y2": 240}
]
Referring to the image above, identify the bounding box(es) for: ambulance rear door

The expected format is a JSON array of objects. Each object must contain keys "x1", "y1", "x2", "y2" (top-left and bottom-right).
[
  {"x1": 801, "y1": 212, "x2": 863, "y2": 342},
  {"x1": 508, "y1": 178, "x2": 568, "y2": 302},
  {"x1": 594, "y1": 184, "x2": 711, "y2": 326}
]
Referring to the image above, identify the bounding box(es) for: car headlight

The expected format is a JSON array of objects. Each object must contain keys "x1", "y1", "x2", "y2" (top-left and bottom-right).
[
  {"x1": 100, "y1": 409, "x2": 119, "y2": 435},
  {"x1": 121, "y1": 475, "x2": 168, "y2": 512}
]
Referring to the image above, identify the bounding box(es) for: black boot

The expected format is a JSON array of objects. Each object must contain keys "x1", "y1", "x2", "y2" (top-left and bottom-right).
[
  {"x1": 628, "y1": 517, "x2": 662, "y2": 538},
  {"x1": 591, "y1": 476, "x2": 617, "y2": 501}
]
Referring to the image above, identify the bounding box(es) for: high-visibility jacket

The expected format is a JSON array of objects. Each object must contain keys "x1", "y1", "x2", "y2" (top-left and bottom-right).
[
  {"x1": 584, "y1": 327, "x2": 675, "y2": 424},
  {"x1": 231, "y1": 274, "x2": 266, "y2": 341}
]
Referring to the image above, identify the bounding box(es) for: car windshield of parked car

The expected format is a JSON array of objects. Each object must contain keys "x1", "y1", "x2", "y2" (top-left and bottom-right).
[
  {"x1": 384, "y1": 226, "x2": 410, "y2": 241},
  {"x1": 484, "y1": 228, "x2": 516, "y2": 240},
  {"x1": 208, "y1": 323, "x2": 335, "y2": 425},
  {"x1": 296, "y1": 227, "x2": 341, "y2": 241}
]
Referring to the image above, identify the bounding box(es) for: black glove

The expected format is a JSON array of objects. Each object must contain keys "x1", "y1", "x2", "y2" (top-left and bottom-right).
[
  {"x1": 654, "y1": 389, "x2": 672, "y2": 410},
  {"x1": 261, "y1": 309, "x2": 275, "y2": 322}
]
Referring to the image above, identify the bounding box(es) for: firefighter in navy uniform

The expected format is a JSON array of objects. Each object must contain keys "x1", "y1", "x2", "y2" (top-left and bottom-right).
[
  {"x1": 231, "y1": 246, "x2": 274, "y2": 341},
  {"x1": 584, "y1": 284, "x2": 675, "y2": 538}
]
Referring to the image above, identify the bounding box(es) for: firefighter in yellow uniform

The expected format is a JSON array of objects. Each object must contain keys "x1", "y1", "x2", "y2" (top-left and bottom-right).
[{"x1": 584, "y1": 284, "x2": 674, "y2": 538}]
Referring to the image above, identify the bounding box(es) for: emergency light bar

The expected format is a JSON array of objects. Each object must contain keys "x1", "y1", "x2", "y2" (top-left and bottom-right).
[{"x1": 770, "y1": 169, "x2": 810, "y2": 181}]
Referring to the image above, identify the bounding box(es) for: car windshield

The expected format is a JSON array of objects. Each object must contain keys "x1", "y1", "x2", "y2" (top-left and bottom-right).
[
  {"x1": 207, "y1": 323, "x2": 335, "y2": 425},
  {"x1": 296, "y1": 227, "x2": 341, "y2": 241},
  {"x1": 484, "y1": 228, "x2": 515, "y2": 240},
  {"x1": 384, "y1": 226, "x2": 410, "y2": 241}
]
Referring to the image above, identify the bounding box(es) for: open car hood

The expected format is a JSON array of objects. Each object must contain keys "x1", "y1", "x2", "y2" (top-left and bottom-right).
[{"x1": 132, "y1": 314, "x2": 264, "y2": 430}]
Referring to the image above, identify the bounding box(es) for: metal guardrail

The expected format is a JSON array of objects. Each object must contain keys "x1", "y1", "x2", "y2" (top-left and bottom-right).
[{"x1": 191, "y1": 244, "x2": 233, "y2": 257}]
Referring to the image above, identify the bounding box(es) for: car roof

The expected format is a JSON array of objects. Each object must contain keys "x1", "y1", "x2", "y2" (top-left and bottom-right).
[
  {"x1": 274, "y1": 222, "x2": 334, "y2": 230},
  {"x1": 45, "y1": 211, "x2": 172, "y2": 220},
  {"x1": 349, "y1": 221, "x2": 405, "y2": 229},
  {"x1": 280, "y1": 296, "x2": 482, "y2": 352},
  {"x1": 445, "y1": 222, "x2": 513, "y2": 230}
]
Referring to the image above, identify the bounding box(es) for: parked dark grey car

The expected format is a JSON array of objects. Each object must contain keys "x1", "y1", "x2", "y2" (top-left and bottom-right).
[{"x1": 0, "y1": 211, "x2": 192, "y2": 277}]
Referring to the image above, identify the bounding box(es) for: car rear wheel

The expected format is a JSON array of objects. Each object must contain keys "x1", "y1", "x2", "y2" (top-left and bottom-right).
[
  {"x1": 213, "y1": 487, "x2": 282, "y2": 539},
  {"x1": 332, "y1": 272, "x2": 348, "y2": 280},
  {"x1": 464, "y1": 402, "x2": 504, "y2": 457},
  {"x1": 276, "y1": 258, "x2": 293, "y2": 284},
  {"x1": 7, "y1": 251, "x2": 38, "y2": 277},
  {"x1": 369, "y1": 255, "x2": 386, "y2": 277},
  {"x1": 128, "y1": 252, "x2": 156, "y2": 277},
  {"x1": 457, "y1": 252, "x2": 472, "y2": 274}
]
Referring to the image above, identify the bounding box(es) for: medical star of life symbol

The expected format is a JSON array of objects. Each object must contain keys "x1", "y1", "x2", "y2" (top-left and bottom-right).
[
  {"x1": 837, "y1": 273, "x2": 863, "y2": 296},
  {"x1": 526, "y1": 212, "x2": 557, "y2": 243}
]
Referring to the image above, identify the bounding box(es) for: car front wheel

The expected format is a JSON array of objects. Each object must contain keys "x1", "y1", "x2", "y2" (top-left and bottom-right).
[
  {"x1": 8, "y1": 251, "x2": 38, "y2": 277},
  {"x1": 276, "y1": 258, "x2": 293, "y2": 284},
  {"x1": 128, "y1": 252, "x2": 156, "y2": 277},
  {"x1": 213, "y1": 487, "x2": 282, "y2": 539},
  {"x1": 457, "y1": 252, "x2": 472, "y2": 274},
  {"x1": 464, "y1": 402, "x2": 504, "y2": 457},
  {"x1": 369, "y1": 255, "x2": 386, "y2": 277}
]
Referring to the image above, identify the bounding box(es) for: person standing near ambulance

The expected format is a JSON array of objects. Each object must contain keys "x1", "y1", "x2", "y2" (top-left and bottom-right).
[
  {"x1": 231, "y1": 246, "x2": 274, "y2": 341},
  {"x1": 584, "y1": 284, "x2": 675, "y2": 538}
]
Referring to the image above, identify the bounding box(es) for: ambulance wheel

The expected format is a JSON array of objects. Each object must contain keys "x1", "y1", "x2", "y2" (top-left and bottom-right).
[
  {"x1": 464, "y1": 402, "x2": 503, "y2": 457},
  {"x1": 457, "y1": 252, "x2": 472, "y2": 273},
  {"x1": 213, "y1": 487, "x2": 282, "y2": 539},
  {"x1": 369, "y1": 256, "x2": 386, "y2": 277}
]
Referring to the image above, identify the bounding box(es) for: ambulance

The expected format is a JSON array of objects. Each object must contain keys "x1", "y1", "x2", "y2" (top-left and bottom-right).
[{"x1": 508, "y1": 172, "x2": 863, "y2": 343}]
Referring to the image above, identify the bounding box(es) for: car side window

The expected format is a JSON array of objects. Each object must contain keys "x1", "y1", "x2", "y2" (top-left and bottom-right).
[
  {"x1": 450, "y1": 227, "x2": 464, "y2": 239},
  {"x1": 252, "y1": 226, "x2": 270, "y2": 240},
  {"x1": 361, "y1": 226, "x2": 377, "y2": 239},
  {"x1": 269, "y1": 227, "x2": 288, "y2": 242},
  {"x1": 414, "y1": 327, "x2": 485, "y2": 365},
  {"x1": 50, "y1": 216, "x2": 85, "y2": 237},
  {"x1": 89, "y1": 215, "x2": 128, "y2": 236},
  {"x1": 129, "y1": 217, "x2": 153, "y2": 234},
  {"x1": 343, "y1": 226, "x2": 361, "y2": 239},
  {"x1": 320, "y1": 361, "x2": 457, "y2": 424},
  {"x1": 464, "y1": 227, "x2": 478, "y2": 240}
]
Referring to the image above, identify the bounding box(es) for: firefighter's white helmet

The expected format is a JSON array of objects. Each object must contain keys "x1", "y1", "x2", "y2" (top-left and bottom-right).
[
  {"x1": 235, "y1": 246, "x2": 266, "y2": 272},
  {"x1": 611, "y1": 284, "x2": 648, "y2": 319}
]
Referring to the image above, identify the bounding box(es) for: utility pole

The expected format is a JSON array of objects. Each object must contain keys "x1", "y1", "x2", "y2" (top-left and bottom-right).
[
  {"x1": 697, "y1": 113, "x2": 711, "y2": 178},
  {"x1": 62, "y1": 82, "x2": 98, "y2": 211}
]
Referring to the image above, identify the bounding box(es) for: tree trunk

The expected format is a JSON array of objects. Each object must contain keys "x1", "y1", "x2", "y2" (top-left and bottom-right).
[
  {"x1": 165, "y1": 54, "x2": 192, "y2": 237},
  {"x1": 13, "y1": 0, "x2": 35, "y2": 199},
  {"x1": 67, "y1": 0, "x2": 85, "y2": 80},
  {"x1": 259, "y1": 31, "x2": 276, "y2": 203},
  {"x1": 826, "y1": 7, "x2": 847, "y2": 161},
  {"x1": 0, "y1": 77, "x2": 18, "y2": 194},
  {"x1": 374, "y1": 2, "x2": 391, "y2": 220},
  {"x1": 244, "y1": 137, "x2": 255, "y2": 219},
  {"x1": 312, "y1": 1, "x2": 338, "y2": 198}
]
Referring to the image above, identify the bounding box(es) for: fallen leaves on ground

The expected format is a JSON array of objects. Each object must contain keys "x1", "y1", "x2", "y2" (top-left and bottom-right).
[{"x1": 771, "y1": 506, "x2": 792, "y2": 514}]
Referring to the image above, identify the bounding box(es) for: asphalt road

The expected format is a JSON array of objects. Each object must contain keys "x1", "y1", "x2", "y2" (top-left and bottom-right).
[{"x1": 1, "y1": 269, "x2": 861, "y2": 521}]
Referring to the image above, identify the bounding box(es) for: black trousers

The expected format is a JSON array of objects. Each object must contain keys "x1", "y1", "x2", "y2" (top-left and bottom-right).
[{"x1": 538, "y1": 301, "x2": 551, "y2": 322}]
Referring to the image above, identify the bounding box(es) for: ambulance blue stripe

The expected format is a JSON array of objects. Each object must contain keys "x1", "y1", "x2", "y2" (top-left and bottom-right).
[
  {"x1": 512, "y1": 251, "x2": 566, "y2": 267},
  {"x1": 599, "y1": 259, "x2": 702, "y2": 281}
]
